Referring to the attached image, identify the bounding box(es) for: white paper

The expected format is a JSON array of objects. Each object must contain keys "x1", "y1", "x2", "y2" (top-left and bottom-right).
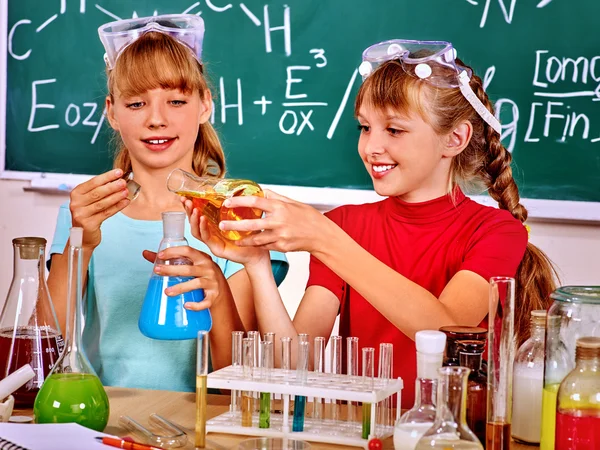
[{"x1": 0, "y1": 422, "x2": 115, "y2": 450}]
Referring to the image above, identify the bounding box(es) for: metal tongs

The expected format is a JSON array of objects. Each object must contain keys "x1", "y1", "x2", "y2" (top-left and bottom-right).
[{"x1": 119, "y1": 413, "x2": 188, "y2": 448}]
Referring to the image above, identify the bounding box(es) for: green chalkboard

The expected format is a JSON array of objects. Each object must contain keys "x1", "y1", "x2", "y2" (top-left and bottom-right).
[{"x1": 3, "y1": 0, "x2": 600, "y2": 202}]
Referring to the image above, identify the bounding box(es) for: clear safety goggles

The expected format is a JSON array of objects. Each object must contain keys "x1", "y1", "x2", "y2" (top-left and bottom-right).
[
  {"x1": 358, "y1": 39, "x2": 501, "y2": 134},
  {"x1": 98, "y1": 14, "x2": 205, "y2": 70}
]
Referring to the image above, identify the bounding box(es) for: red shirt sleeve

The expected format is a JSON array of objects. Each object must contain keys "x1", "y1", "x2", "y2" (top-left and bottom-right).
[
  {"x1": 305, "y1": 207, "x2": 346, "y2": 301},
  {"x1": 460, "y1": 209, "x2": 528, "y2": 282}
]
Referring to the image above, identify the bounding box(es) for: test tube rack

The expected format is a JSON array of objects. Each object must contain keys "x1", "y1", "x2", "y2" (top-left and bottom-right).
[{"x1": 206, "y1": 365, "x2": 403, "y2": 449}]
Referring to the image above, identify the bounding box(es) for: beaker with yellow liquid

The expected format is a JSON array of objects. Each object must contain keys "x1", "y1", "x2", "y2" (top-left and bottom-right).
[{"x1": 167, "y1": 169, "x2": 263, "y2": 241}]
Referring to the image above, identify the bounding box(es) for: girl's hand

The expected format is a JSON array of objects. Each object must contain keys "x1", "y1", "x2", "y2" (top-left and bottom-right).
[
  {"x1": 180, "y1": 197, "x2": 269, "y2": 266},
  {"x1": 142, "y1": 246, "x2": 226, "y2": 312},
  {"x1": 70, "y1": 169, "x2": 130, "y2": 249},
  {"x1": 218, "y1": 190, "x2": 327, "y2": 253}
]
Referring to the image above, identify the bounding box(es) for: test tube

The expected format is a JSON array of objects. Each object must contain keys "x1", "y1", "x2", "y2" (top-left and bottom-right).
[
  {"x1": 487, "y1": 277, "x2": 516, "y2": 450},
  {"x1": 241, "y1": 337, "x2": 255, "y2": 427},
  {"x1": 377, "y1": 343, "x2": 393, "y2": 429},
  {"x1": 362, "y1": 347, "x2": 375, "y2": 440},
  {"x1": 313, "y1": 337, "x2": 325, "y2": 420},
  {"x1": 281, "y1": 337, "x2": 292, "y2": 377},
  {"x1": 347, "y1": 337, "x2": 359, "y2": 423},
  {"x1": 195, "y1": 331, "x2": 209, "y2": 449},
  {"x1": 330, "y1": 335, "x2": 343, "y2": 422},
  {"x1": 125, "y1": 172, "x2": 141, "y2": 201},
  {"x1": 247, "y1": 331, "x2": 260, "y2": 411},
  {"x1": 231, "y1": 331, "x2": 244, "y2": 413},
  {"x1": 292, "y1": 340, "x2": 310, "y2": 432},
  {"x1": 259, "y1": 341, "x2": 274, "y2": 429}
]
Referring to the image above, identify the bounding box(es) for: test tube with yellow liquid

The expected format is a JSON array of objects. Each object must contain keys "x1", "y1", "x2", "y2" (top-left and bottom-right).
[
  {"x1": 167, "y1": 168, "x2": 263, "y2": 241},
  {"x1": 195, "y1": 331, "x2": 209, "y2": 449}
]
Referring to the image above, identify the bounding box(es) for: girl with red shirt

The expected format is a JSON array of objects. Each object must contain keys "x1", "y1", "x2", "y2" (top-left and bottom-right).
[{"x1": 186, "y1": 40, "x2": 557, "y2": 407}]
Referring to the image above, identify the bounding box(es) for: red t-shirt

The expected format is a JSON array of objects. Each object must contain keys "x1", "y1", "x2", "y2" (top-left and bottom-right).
[{"x1": 306, "y1": 189, "x2": 527, "y2": 408}]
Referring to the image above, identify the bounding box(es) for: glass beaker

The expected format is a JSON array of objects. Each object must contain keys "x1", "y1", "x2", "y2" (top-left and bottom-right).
[
  {"x1": 34, "y1": 228, "x2": 110, "y2": 431},
  {"x1": 555, "y1": 337, "x2": 600, "y2": 450},
  {"x1": 486, "y1": 277, "x2": 515, "y2": 450},
  {"x1": 439, "y1": 326, "x2": 487, "y2": 367},
  {"x1": 512, "y1": 309, "x2": 546, "y2": 444},
  {"x1": 540, "y1": 286, "x2": 600, "y2": 450},
  {"x1": 166, "y1": 168, "x2": 264, "y2": 241},
  {"x1": 0, "y1": 237, "x2": 64, "y2": 408},
  {"x1": 415, "y1": 366, "x2": 483, "y2": 449},
  {"x1": 394, "y1": 330, "x2": 446, "y2": 450},
  {"x1": 139, "y1": 212, "x2": 212, "y2": 340}
]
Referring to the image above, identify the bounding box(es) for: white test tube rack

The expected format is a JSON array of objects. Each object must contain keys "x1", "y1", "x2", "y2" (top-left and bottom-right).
[{"x1": 206, "y1": 365, "x2": 403, "y2": 449}]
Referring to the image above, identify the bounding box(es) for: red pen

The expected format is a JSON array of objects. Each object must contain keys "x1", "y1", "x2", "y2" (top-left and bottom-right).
[{"x1": 95, "y1": 436, "x2": 163, "y2": 450}]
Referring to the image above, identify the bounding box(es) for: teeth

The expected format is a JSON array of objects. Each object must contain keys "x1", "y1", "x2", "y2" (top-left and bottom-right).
[
  {"x1": 148, "y1": 139, "x2": 169, "y2": 144},
  {"x1": 373, "y1": 164, "x2": 396, "y2": 173}
]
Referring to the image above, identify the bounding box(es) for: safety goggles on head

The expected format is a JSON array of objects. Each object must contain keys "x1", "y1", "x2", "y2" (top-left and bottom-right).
[
  {"x1": 358, "y1": 39, "x2": 501, "y2": 134},
  {"x1": 98, "y1": 14, "x2": 205, "y2": 70}
]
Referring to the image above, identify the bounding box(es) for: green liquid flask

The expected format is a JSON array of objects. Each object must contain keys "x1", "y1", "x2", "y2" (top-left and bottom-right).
[{"x1": 34, "y1": 228, "x2": 109, "y2": 431}]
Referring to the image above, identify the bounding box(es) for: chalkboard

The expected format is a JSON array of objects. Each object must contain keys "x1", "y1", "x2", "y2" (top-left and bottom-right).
[{"x1": 2, "y1": 0, "x2": 600, "y2": 204}]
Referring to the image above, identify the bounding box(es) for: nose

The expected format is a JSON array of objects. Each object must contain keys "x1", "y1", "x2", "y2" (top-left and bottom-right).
[
  {"x1": 363, "y1": 130, "x2": 385, "y2": 157},
  {"x1": 145, "y1": 102, "x2": 168, "y2": 130}
]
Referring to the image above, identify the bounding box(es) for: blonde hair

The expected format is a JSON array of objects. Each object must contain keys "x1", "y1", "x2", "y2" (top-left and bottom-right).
[
  {"x1": 107, "y1": 31, "x2": 225, "y2": 178},
  {"x1": 355, "y1": 60, "x2": 558, "y2": 345}
]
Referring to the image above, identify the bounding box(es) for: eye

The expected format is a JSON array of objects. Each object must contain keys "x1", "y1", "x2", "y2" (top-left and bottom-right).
[
  {"x1": 170, "y1": 100, "x2": 188, "y2": 106},
  {"x1": 387, "y1": 127, "x2": 404, "y2": 136},
  {"x1": 126, "y1": 101, "x2": 144, "y2": 109},
  {"x1": 357, "y1": 124, "x2": 370, "y2": 133}
]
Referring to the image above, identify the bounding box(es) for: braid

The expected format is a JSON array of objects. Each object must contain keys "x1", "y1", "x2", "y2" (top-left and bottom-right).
[{"x1": 467, "y1": 76, "x2": 528, "y2": 222}]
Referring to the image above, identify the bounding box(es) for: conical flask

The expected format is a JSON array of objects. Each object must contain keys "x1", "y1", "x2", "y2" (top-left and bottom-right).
[
  {"x1": 33, "y1": 228, "x2": 110, "y2": 431},
  {"x1": 166, "y1": 168, "x2": 263, "y2": 241},
  {"x1": 394, "y1": 330, "x2": 446, "y2": 450},
  {"x1": 0, "y1": 237, "x2": 64, "y2": 408},
  {"x1": 139, "y1": 212, "x2": 212, "y2": 340},
  {"x1": 415, "y1": 366, "x2": 483, "y2": 449}
]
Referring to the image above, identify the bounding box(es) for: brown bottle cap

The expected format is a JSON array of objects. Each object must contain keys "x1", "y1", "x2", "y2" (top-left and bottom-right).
[
  {"x1": 13, "y1": 237, "x2": 46, "y2": 260},
  {"x1": 439, "y1": 326, "x2": 487, "y2": 337}
]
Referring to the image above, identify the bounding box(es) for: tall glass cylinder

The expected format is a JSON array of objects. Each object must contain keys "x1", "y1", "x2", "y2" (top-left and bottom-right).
[
  {"x1": 487, "y1": 277, "x2": 515, "y2": 450},
  {"x1": 241, "y1": 337, "x2": 255, "y2": 427},
  {"x1": 195, "y1": 331, "x2": 209, "y2": 449},
  {"x1": 231, "y1": 331, "x2": 244, "y2": 412}
]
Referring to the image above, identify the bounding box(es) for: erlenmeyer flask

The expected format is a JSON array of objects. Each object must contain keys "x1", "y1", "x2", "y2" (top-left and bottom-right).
[
  {"x1": 167, "y1": 168, "x2": 263, "y2": 241},
  {"x1": 0, "y1": 237, "x2": 64, "y2": 408},
  {"x1": 139, "y1": 212, "x2": 212, "y2": 340},
  {"x1": 34, "y1": 228, "x2": 110, "y2": 431},
  {"x1": 415, "y1": 366, "x2": 483, "y2": 449}
]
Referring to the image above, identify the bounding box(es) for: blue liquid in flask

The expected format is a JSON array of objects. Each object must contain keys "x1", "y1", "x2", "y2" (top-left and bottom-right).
[{"x1": 139, "y1": 274, "x2": 212, "y2": 340}]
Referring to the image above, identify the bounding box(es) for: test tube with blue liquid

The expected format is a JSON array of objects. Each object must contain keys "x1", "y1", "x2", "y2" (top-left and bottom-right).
[
  {"x1": 231, "y1": 331, "x2": 243, "y2": 413},
  {"x1": 292, "y1": 340, "x2": 309, "y2": 432},
  {"x1": 241, "y1": 337, "x2": 254, "y2": 427},
  {"x1": 362, "y1": 347, "x2": 375, "y2": 439},
  {"x1": 313, "y1": 337, "x2": 325, "y2": 420},
  {"x1": 259, "y1": 341, "x2": 273, "y2": 429}
]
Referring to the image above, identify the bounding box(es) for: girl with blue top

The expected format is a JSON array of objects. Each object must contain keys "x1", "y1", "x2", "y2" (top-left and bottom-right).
[{"x1": 46, "y1": 14, "x2": 287, "y2": 393}]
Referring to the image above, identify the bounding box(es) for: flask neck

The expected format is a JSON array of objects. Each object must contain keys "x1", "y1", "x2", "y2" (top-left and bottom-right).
[
  {"x1": 437, "y1": 367, "x2": 470, "y2": 426},
  {"x1": 575, "y1": 347, "x2": 600, "y2": 370},
  {"x1": 530, "y1": 315, "x2": 546, "y2": 341},
  {"x1": 12, "y1": 244, "x2": 45, "y2": 278},
  {"x1": 414, "y1": 377, "x2": 437, "y2": 408}
]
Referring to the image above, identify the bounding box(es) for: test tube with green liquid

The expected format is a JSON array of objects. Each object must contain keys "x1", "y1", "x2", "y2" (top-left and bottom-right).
[
  {"x1": 362, "y1": 347, "x2": 375, "y2": 439},
  {"x1": 195, "y1": 331, "x2": 209, "y2": 449},
  {"x1": 259, "y1": 341, "x2": 273, "y2": 428},
  {"x1": 292, "y1": 340, "x2": 309, "y2": 432},
  {"x1": 241, "y1": 337, "x2": 255, "y2": 427}
]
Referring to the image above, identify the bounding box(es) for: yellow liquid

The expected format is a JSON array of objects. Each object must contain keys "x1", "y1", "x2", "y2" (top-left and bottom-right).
[
  {"x1": 176, "y1": 180, "x2": 263, "y2": 241},
  {"x1": 540, "y1": 384, "x2": 560, "y2": 450},
  {"x1": 196, "y1": 375, "x2": 207, "y2": 449},
  {"x1": 241, "y1": 392, "x2": 253, "y2": 427}
]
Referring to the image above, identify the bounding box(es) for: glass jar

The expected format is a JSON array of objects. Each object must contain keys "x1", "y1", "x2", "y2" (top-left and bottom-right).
[
  {"x1": 512, "y1": 310, "x2": 546, "y2": 444},
  {"x1": 540, "y1": 286, "x2": 600, "y2": 450},
  {"x1": 439, "y1": 326, "x2": 487, "y2": 367}
]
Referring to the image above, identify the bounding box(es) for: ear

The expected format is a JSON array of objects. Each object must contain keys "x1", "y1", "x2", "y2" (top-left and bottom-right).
[
  {"x1": 198, "y1": 89, "x2": 213, "y2": 124},
  {"x1": 105, "y1": 96, "x2": 119, "y2": 131},
  {"x1": 443, "y1": 121, "x2": 472, "y2": 157}
]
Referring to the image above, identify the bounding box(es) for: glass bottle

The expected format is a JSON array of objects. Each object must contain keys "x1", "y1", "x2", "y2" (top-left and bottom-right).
[
  {"x1": 139, "y1": 212, "x2": 212, "y2": 340},
  {"x1": 458, "y1": 340, "x2": 487, "y2": 446},
  {"x1": 34, "y1": 228, "x2": 110, "y2": 431},
  {"x1": 439, "y1": 326, "x2": 487, "y2": 367},
  {"x1": 394, "y1": 330, "x2": 446, "y2": 450},
  {"x1": 166, "y1": 168, "x2": 263, "y2": 242},
  {"x1": 555, "y1": 337, "x2": 600, "y2": 450},
  {"x1": 486, "y1": 277, "x2": 516, "y2": 450},
  {"x1": 415, "y1": 366, "x2": 483, "y2": 449},
  {"x1": 0, "y1": 237, "x2": 64, "y2": 408},
  {"x1": 511, "y1": 309, "x2": 546, "y2": 445},
  {"x1": 541, "y1": 286, "x2": 600, "y2": 450}
]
